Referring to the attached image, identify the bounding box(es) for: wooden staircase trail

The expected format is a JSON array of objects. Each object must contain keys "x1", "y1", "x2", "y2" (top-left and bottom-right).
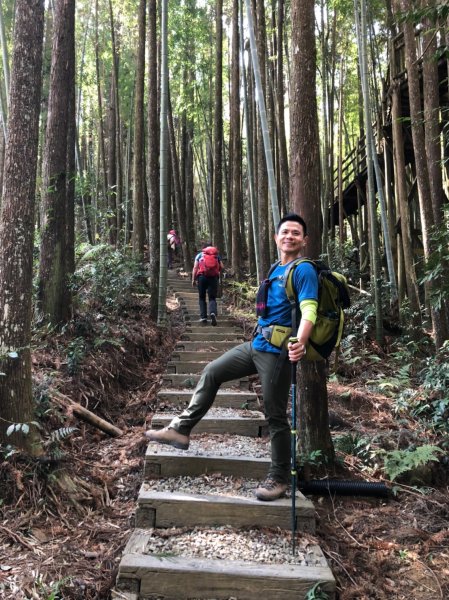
[{"x1": 113, "y1": 271, "x2": 336, "y2": 600}]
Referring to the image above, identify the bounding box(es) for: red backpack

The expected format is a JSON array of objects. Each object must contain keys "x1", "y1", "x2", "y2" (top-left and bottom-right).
[{"x1": 198, "y1": 246, "x2": 220, "y2": 277}]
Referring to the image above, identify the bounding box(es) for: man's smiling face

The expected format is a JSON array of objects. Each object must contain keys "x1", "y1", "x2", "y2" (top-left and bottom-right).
[{"x1": 275, "y1": 220, "x2": 308, "y2": 258}]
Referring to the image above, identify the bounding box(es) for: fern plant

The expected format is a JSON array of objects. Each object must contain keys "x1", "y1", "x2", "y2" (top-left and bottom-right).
[
  {"x1": 382, "y1": 445, "x2": 443, "y2": 481},
  {"x1": 305, "y1": 582, "x2": 330, "y2": 600}
]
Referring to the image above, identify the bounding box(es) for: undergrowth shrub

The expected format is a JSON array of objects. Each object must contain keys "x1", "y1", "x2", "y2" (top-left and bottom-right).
[
  {"x1": 71, "y1": 244, "x2": 147, "y2": 314},
  {"x1": 394, "y1": 341, "x2": 449, "y2": 435},
  {"x1": 382, "y1": 445, "x2": 443, "y2": 482}
]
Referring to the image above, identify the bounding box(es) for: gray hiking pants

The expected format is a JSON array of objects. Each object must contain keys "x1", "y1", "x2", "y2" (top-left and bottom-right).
[
  {"x1": 197, "y1": 274, "x2": 218, "y2": 319},
  {"x1": 169, "y1": 341, "x2": 291, "y2": 483}
]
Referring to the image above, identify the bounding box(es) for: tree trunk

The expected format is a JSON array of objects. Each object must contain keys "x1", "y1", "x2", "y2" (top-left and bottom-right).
[
  {"x1": 0, "y1": 0, "x2": 45, "y2": 453},
  {"x1": 107, "y1": 73, "x2": 118, "y2": 245},
  {"x1": 391, "y1": 82, "x2": 421, "y2": 324},
  {"x1": 240, "y1": 1, "x2": 260, "y2": 280},
  {"x1": 212, "y1": 0, "x2": 225, "y2": 253},
  {"x1": 398, "y1": 0, "x2": 447, "y2": 348},
  {"x1": 66, "y1": 13, "x2": 76, "y2": 276},
  {"x1": 290, "y1": 0, "x2": 321, "y2": 252},
  {"x1": 108, "y1": 0, "x2": 123, "y2": 245},
  {"x1": 276, "y1": 0, "x2": 289, "y2": 215},
  {"x1": 168, "y1": 89, "x2": 192, "y2": 270},
  {"x1": 230, "y1": 0, "x2": 242, "y2": 278},
  {"x1": 147, "y1": 0, "x2": 159, "y2": 319},
  {"x1": 290, "y1": 0, "x2": 334, "y2": 465},
  {"x1": 132, "y1": 0, "x2": 146, "y2": 260},
  {"x1": 38, "y1": 0, "x2": 75, "y2": 326},
  {"x1": 250, "y1": 0, "x2": 270, "y2": 273},
  {"x1": 422, "y1": 0, "x2": 446, "y2": 222},
  {"x1": 297, "y1": 361, "x2": 335, "y2": 467},
  {"x1": 157, "y1": 0, "x2": 169, "y2": 326},
  {"x1": 95, "y1": 0, "x2": 108, "y2": 235}
]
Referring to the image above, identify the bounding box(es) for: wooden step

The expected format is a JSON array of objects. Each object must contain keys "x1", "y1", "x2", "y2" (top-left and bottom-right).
[
  {"x1": 157, "y1": 389, "x2": 258, "y2": 409},
  {"x1": 171, "y1": 350, "x2": 222, "y2": 361},
  {"x1": 166, "y1": 361, "x2": 211, "y2": 374},
  {"x1": 180, "y1": 332, "x2": 244, "y2": 342},
  {"x1": 144, "y1": 446, "x2": 269, "y2": 479},
  {"x1": 135, "y1": 483, "x2": 315, "y2": 532},
  {"x1": 161, "y1": 373, "x2": 250, "y2": 389},
  {"x1": 183, "y1": 314, "x2": 236, "y2": 323},
  {"x1": 174, "y1": 339, "x2": 242, "y2": 354},
  {"x1": 184, "y1": 326, "x2": 242, "y2": 335},
  {"x1": 151, "y1": 410, "x2": 267, "y2": 437},
  {"x1": 115, "y1": 530, "x2": 336, "y2": 600}
]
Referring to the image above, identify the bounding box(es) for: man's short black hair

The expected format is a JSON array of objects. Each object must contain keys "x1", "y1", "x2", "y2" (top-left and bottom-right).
[{"x1": 276, "y1": 213, "x2": 307, "y2": 235}]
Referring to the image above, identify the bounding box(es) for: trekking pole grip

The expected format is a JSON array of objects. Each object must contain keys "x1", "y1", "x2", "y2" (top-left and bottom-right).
[{"x1": 288, "y1": 336, "x2": 299, "y2": 366}]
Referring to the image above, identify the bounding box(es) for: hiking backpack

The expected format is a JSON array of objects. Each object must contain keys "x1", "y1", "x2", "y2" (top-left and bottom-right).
[
  {"x1": 198, "y1": 246, "x2": 220, "y2": 277},
  {"x1": 258, "y1": 258, "x2": 351, "y2": 361}
]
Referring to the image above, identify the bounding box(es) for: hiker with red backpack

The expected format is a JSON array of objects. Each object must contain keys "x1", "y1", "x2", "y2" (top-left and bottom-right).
[{"x1": 191, "y1": 242, "x2": 223, "y2": 326}]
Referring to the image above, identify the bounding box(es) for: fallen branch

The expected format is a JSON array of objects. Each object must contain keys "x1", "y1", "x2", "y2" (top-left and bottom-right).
[
  {"x1": 348, "y1": 283, "x2": 371, "y2": 296},
  {"x1": 52, "y1": 392, "x2": 123, "y2": 437},
  {"x1": 71, "y1": 402, "x2": 123, "y2": 437}
]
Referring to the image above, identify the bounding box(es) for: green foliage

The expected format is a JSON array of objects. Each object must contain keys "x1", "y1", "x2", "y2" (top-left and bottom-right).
[
  {"x1": 6, "y1": 422, "x2": 31, "y2": 437},
  {"x1": 298, "y1": 449, "x2": 326, "y2": 468},
  {"x1": 419, "y1": 207, "x2": 449, "y2": 311},
  {"x1": 334, "y1": 433, "x2": 380, "y2": 467},
  {"x1": 394, "y1": 341, "x2": 449, "y2": 433},
  {"x1": 366, "y1": 362, "x2": 412, "y2": 396},
  {"x1": 33, "y1": 574, "x2": 71, "y2": 600},
  {"x1": 226, "y1": 279, "x2": 257, "y2": 314},
  {"x1": 382, "y1": 445, "x2": 443, "y2": 481},
  {"x1": 72, "y1": 246, "x2": 147, "y2": 314},
  {"x1": 66, "y1": 337, "x2": 86, "y2": 375},
  {"x1": 305, "y1": 582, "x2": 330, "y2": 600},
  {"x1": 45, "y1": 427, "x2": 78, "y2": 460}
]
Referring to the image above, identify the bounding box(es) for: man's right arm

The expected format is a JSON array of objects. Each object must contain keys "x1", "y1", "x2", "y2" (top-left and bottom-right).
[{"x1": 192, "y1": 259, "x2": 199, "y2": 285}]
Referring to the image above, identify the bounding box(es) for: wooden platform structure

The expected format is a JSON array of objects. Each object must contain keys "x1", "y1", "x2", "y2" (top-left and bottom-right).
[
  {"x1": 113, "y1": 271, "x2": 336, "y2": 600},
  {"x1": 331, "y1": 31, "x2": 449, "y2": 226}
]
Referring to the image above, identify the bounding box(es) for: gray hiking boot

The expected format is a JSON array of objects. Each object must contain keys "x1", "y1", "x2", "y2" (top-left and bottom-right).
[{"x1": 144, "y1": 427, "x2": 190, "y2": 450}]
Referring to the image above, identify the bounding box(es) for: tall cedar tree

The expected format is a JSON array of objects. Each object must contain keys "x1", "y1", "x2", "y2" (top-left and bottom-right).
[
  {"x1": 290, "y1": 0, "x2": 335, "y2": 464},
  {"x1": 230, "y1": 0, "x2": 242, "y2": 278},
  {"x1": 212, "y1": 0, "x2": 225, "y2": 253},
  {"x1": 38, "y1": 0, "x2": 75, "y2": 325},
  {"x1": 253, "y1": 0, "x2": 270, "y2": 276},
  {"x1": 147, "y1": 0, "x2": 160, "y2": 319},
  {"x1": 398, "y1": 0, "x2": 448, "y2": 348},
  {"x1": 132, "y1": 0, "x2": 146, "y2": 260},
  {"x1": 0, "y1": 0, "x2": 45, "y2": 452}
]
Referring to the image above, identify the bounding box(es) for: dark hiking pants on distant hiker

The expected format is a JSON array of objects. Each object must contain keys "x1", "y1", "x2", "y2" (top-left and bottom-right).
[
  {"x1": 197, "y1": 274, "x2": 218, "y2": 319},
  {"x1": 168, "y1": 341, "x2": 291, "y2": 484}
]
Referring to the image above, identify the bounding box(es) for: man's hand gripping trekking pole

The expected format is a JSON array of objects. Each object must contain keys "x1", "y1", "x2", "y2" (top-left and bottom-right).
[
  {"x1": 288, "y1": 336, "x2": 300, "y2": 556},
  {"x1": 288, "y1": 337, "x2": 306, "y2": 362}
]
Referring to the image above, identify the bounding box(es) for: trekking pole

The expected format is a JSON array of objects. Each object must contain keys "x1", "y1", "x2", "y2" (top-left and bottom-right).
[{"x1": 289, "y1": 336, "x2": 298, "y2": 556}]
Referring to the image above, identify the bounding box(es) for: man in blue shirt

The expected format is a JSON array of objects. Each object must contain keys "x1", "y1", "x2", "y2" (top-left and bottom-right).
[{"x1": 146, "y1": 213, "x2": 318, "y2": 501}]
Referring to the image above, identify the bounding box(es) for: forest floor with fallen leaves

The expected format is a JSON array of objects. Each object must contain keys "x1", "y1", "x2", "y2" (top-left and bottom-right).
[{"x1": 1, "y1": 280, "x2": 448, "y2": 600}]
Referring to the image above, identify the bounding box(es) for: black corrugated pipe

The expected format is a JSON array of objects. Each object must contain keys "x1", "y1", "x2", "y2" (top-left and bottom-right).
[{"x1": 298, "y1": 479, "x2": 390, "y2": 498}]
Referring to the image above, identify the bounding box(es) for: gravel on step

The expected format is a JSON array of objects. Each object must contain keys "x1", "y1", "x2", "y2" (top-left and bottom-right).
[
  {"x1": 142, "y1": 525, "x2": 325, "y2": 567},
  {"x1": 155, "y1": 407, "x2": 264, "y2": 418},
  {"x1": 143, "y1": 473, "x2": 266, "y2": 499},
  {"x1": 147, "y1": 433, "x2": 271, "y2": 458}
]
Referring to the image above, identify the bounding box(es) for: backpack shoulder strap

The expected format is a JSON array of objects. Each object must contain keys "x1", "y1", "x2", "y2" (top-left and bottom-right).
[
  {"x1": 266, "y1": 259, "x2": 281, "y2": 280},
  {"x1": 283, "y1": 258, "x2": 318, "y2": 331},
  {"x1": 283, "y1": 258, "x2": 316, "y2": 300}
]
